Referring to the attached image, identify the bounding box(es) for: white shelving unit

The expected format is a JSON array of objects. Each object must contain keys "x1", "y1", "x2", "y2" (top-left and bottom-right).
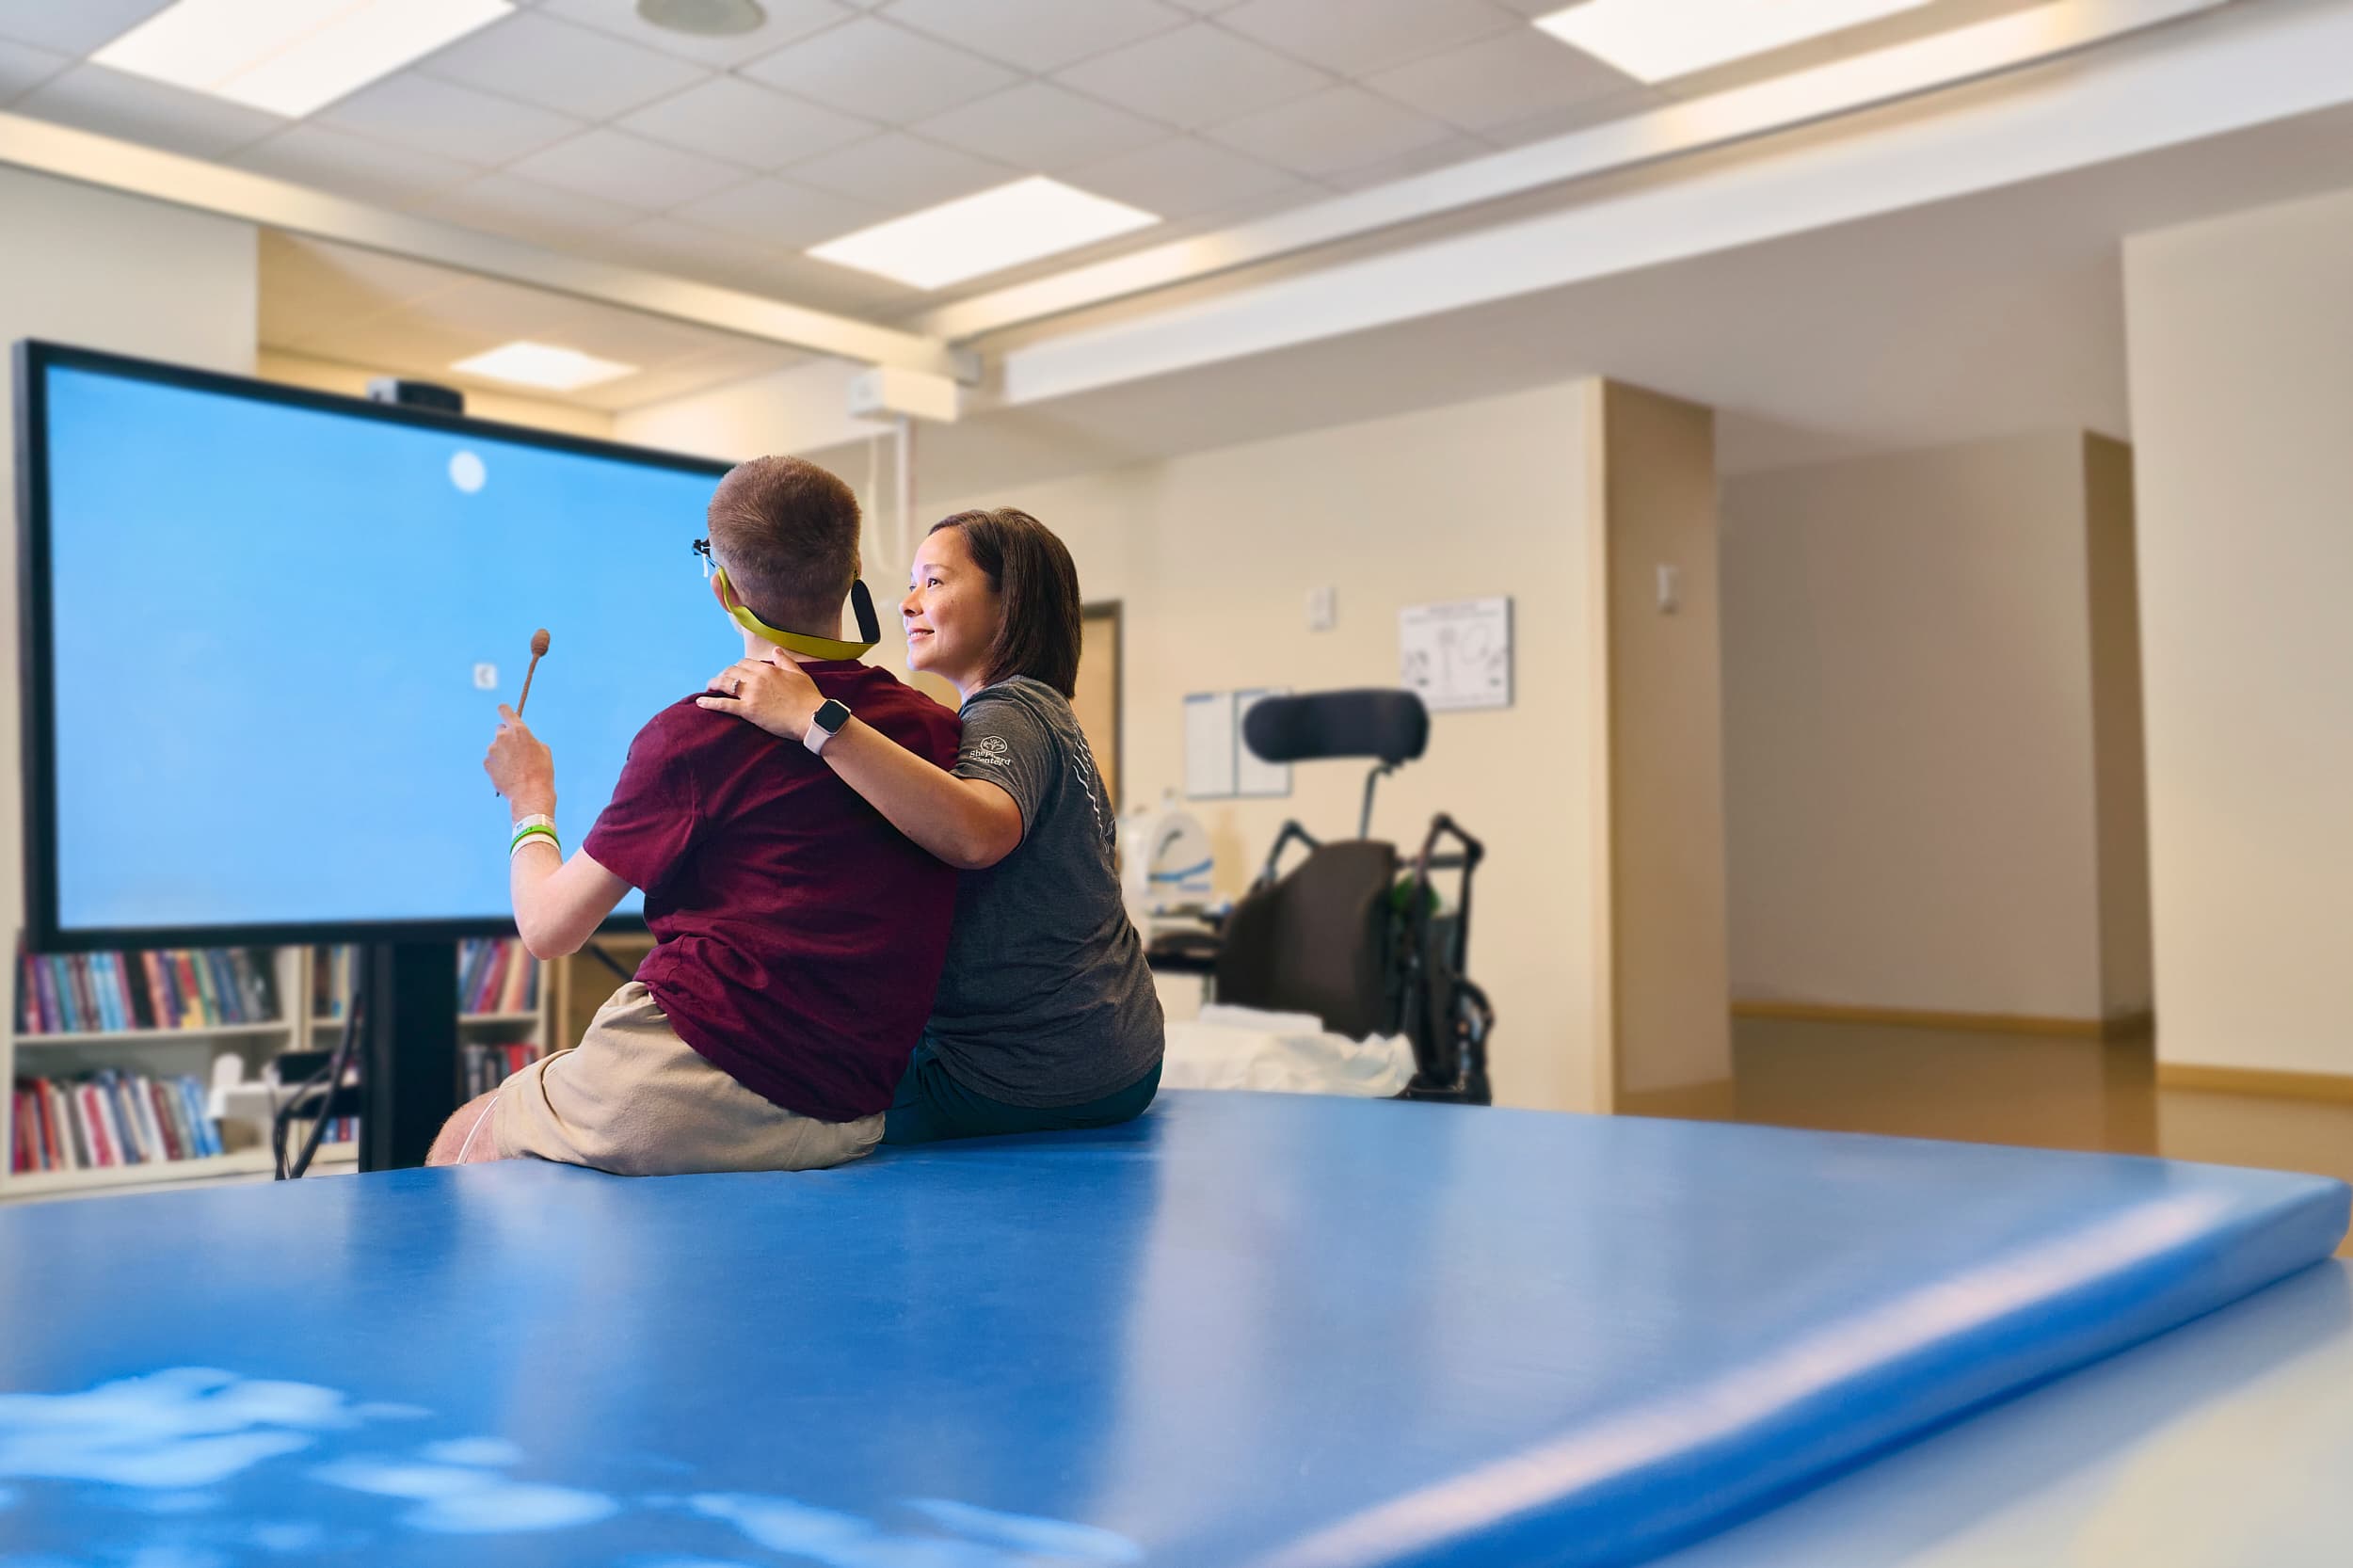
[{"x1": 3, "y1": 942, "x2": 550, "y2": 1201}]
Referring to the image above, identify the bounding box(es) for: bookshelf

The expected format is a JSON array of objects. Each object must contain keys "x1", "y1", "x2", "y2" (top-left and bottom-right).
[{"x1": 2, "y1": 939, "x2": 551, "y2": 1199}]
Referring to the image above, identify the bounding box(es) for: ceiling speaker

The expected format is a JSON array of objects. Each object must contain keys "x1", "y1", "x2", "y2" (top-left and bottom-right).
[{"x1": 636, "y1": 0, "x2": 765, "y2": 37}]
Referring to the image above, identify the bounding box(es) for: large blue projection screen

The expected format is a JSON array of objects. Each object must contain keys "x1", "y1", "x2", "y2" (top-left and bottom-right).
[{"x1": 35, "y1": 358, "x2": 734, "y2": 936}]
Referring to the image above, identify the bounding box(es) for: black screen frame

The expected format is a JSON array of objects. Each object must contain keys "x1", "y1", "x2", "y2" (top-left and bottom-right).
[{"x1": 15, "y1": 338, "x2": 732, "y2": 953}]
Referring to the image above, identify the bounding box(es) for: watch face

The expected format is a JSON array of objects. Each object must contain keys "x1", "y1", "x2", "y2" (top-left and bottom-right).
[{"x1": 817, "y1": 699, "x2": 850, "y2": 732}]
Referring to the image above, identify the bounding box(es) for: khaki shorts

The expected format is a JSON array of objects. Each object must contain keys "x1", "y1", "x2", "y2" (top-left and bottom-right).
[{"x1": 491, "y1": 982, "x2": 883, "y2": 1176}]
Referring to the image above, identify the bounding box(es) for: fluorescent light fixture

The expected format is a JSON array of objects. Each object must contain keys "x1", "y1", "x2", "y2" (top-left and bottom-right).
[
  {"x1": 1535, "y1": 0, "x2": 1935, "y2": 83},
  {"x1": 809, "y1": 177, "x2": 1159, "y2": 291},
  {"x1": 450, "y1": 343, "x2": 637, "y2": 392},
  {"x1": 92, "y1": 0, "x2": 512, "y2": 118}
]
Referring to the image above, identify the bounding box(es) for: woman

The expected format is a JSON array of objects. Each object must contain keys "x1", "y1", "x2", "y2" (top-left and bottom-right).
[{"x1": 699, "y1": 507, "x2": 1162, "y2": 1144}]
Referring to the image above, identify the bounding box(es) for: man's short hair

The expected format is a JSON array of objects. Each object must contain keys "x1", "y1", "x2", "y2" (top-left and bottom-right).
[{"x1": 707, "y1": 456, "x2": 861, "y2": 633}]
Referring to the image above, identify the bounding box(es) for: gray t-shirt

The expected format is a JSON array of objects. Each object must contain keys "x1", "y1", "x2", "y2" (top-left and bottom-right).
[{"x1": 925, "y1": 677, "x2": 1163, "y2": 1107}]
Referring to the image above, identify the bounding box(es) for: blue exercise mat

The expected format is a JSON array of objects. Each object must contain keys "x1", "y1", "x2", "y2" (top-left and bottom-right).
[{"x1": 0, "y1": 1091, "x2": 2344, "y2": 1567}]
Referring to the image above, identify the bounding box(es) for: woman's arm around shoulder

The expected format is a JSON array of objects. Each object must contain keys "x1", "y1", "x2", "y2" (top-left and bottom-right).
[{"x1": 698, "y1": 657, "x2": 1023, "y2": 871}]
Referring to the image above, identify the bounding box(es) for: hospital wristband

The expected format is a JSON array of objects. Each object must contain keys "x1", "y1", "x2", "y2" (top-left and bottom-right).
[{"x1": 509, "y1": 816, "x2": 560, "y2": 857}]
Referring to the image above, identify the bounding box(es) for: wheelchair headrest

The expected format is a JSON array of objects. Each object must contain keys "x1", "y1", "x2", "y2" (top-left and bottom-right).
[{"x1": 1242, "y1": 689, "x2": 1429, "y2": 766}]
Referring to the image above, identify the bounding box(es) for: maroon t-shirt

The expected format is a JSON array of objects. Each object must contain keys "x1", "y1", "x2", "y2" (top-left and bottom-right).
[{"x1": 582, "y1": 662, "x2": 960, "y2": 1122}]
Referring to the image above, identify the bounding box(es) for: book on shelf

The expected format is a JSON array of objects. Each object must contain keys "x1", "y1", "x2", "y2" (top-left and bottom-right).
[
  {"x1": 9, "y1": 1068, "x2": 223, "y2": 1174},
  {"x1": 311, "y1": 944, "x2": 357, "y2": 1019},
  {"x1": 457, "y1": 936, "x2": 538, "y2": 1016},
  {"x1": 310, "y1": 938, "x2": 538, "y2": 1019},
  {"x1": 14, "y1": 947, "x2": 279, "y2": 1035},
  {"x1": 461, "y1": 1040, "x2": 540, "y2": 1099}
]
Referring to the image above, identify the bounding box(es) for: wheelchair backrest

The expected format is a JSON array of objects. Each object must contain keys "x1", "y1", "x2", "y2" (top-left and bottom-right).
[{"x1": 1213, "y1": 839, "x2": 1400, "y2": 1040}]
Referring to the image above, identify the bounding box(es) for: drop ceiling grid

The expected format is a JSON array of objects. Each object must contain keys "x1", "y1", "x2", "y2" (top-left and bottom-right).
[
  {"x1": 5, "y1": 0, "x2": 2065, "y2": 369},
  {"x1": 0, "y1": 0, "x2": 1684, "y2": 309}
]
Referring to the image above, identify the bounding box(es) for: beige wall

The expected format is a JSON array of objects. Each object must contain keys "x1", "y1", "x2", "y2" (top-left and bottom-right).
[
  {"x1": 1600, "y1": 384, "x2": 1731, "y2": 1096},
  {"x1": 915, "y1": 384, "x2": 1614, "y2": 1112},
  {"x1": 0, "y1": 168, "x2": 259, "y2": 954},
  {"x1": 1720, "y1": 431, "x2": 2145, "y2": 1023},
  {"x1": 256, "y1": 350, "x2": 616, "y2": 440},
  {"x1": 2124, "y1": 183, "x2": 2353, "y2": 1076}
]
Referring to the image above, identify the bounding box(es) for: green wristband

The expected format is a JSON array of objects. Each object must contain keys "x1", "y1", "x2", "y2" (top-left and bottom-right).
[{"x1": 509, "y1": 824, "x2": 560, "y2": 857}]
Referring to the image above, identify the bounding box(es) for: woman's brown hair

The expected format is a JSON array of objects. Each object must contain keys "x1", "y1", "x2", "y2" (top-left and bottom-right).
[{"x1": 930, "y1": 507, "x2": 1082, "y2": 698}]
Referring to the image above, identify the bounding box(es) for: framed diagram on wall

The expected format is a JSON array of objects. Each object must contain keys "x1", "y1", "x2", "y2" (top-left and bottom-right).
[{"x1": 1401, "y1": 597, "x2": 1513, "y2": 712}]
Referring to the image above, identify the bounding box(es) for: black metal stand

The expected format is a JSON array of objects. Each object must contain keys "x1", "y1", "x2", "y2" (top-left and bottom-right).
[{"x1": 358, "y1": 939, "x2": 459, "y2": 1172}]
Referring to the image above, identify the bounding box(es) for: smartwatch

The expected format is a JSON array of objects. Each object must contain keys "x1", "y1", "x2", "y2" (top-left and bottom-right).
[{"x1": 804, "y1": 697, "x2": 852, "y2": 756}]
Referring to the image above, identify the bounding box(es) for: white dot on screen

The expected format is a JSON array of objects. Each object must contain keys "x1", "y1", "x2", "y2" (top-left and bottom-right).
[{"x1": 450, "y1": 451, "x2": 487, "y2": 494}]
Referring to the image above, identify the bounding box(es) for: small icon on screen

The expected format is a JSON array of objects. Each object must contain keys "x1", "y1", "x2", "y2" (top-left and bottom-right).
[{"x1": 473, "y1": 664, "x2": 498, "y2": 691}]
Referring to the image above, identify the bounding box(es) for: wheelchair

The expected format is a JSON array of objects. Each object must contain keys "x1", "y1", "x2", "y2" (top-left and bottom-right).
[{"x1": 1201, "y1": 689, "x2": 1495, "y2": 1105}]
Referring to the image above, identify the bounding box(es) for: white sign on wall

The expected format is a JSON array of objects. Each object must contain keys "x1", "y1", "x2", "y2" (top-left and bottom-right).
[
  {"x1": 1233, "y1": 688, "x2": 1291, "y2": 798},
  {"x1": 1400, "y1": 597, "x2": 1513, "y2": 712},
  {"x1": 1183, "y1": 689, "x2": 1296, "y2": 800}
]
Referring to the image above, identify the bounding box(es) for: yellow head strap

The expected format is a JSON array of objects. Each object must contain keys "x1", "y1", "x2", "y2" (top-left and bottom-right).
[{"x1": 715, "y1": 568, "x2": 880, "y2": 661}]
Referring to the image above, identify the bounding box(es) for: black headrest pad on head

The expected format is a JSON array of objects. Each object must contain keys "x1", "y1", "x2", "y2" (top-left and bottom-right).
[{"x1": 1242, "y1": 690, "x2": 1430, "y2": 765}]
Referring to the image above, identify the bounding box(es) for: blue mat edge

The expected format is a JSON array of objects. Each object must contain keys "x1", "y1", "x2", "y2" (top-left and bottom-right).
[{"x1": 1336, "y1": 1167, "x2": 2353, "y2": 1568}]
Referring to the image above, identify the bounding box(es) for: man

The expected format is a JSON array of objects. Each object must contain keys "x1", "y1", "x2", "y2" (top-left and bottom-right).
[{"x1": 430, "y1": 456, "x2": 959, "y2": 1175}]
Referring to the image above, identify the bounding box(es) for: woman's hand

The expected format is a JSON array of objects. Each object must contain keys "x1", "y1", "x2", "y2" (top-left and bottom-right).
[
  {"x1": 699, "y1": 654, "x2": 823, "y2": 741},
  {"x1": 485, "y1": 705, "x2": 555, "y2": 816}
]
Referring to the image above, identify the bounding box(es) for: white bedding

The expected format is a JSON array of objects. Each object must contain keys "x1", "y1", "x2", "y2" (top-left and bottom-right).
[{"x1": 1160, "y1": 1004, "x2": 1414, "y2": 1097}]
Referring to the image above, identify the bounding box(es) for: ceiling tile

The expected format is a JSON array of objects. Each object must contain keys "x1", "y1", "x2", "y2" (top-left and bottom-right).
[
  {"x1": 600, "y1": 214, "x2": 796, "y2": 288},
  {"x1": 880, "y1": 0, "x2": 1186, "y2": 72},
  {"x1": 1055, "y1": 23, "x2": 1330, "y2": 132},
  {"x1": 417, "y1": 11, "x2": 708, "y2": 121},
  {"x1": 429, "y1": 171, "x2": 643, "y2": 245},
  {"x1": 785, "y1": 131, "x2": 1014, "y2": 212},
  {"x1": 1318, "y1": 132, "x2": 1491, "y2": 191},
  {"x1": 1368, "y1": 26, "x2": 1638, "y2": 135},
  {"x1": 1203, "y1": 85, "x2": 1457, "y2": 181},
  {"x1": 737, "y1": 17, "x2": 1016, "y2": 124},
  {"x1": 0, "y1": 36, "x2": 65, "y2": 103},
  {"x1": 1068, "y1": 135, "x2": 1305, "y2": 219},
  {"x1": 496, "y1": 295, "x2": 737, "y2": 366},
  {"x1": 507, "y1": 127, "x2": 751, "y2": 209},
  {"x1": 316, "y1": 73, "x2": 584, "y2": 167},
  {"x1": 0, "y1": 0, "x2": 170, "y2": 56},
  {"x1": 616, "y1": 74, "x2": 873, "y2": 169},
  {"x1": 15, "y1": 64, "x2": 283, "y2": 160},
  {"x1": 1219, "y1": 0, "x2": 1518, "y2": 77},
  {"x1": 1484, "y1": 88, "x2": 1662, "y2": 148},
  {"x1": 232, "y1": 124, "x2": 479, "y2": 206},
  {"x1": 912, "y1": 82, "x2": 1165, "y2": 173},
  {"x1": 536, "y1": 0, "x2": 854, "y2": 67},
  {"x1": 670, "y1": 177, "x2": 892, "y2": 248},
  {"x1": 599, "y1": 216, "x2": 916, "y2": 312},
  {"x1": 330, "y1": 319, "x2": 499, "y2": 377}
]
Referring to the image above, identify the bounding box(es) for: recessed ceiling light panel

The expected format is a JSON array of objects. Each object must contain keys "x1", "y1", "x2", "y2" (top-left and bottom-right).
[
  {"x1": 93, "y1": 0, "x2": 513, "y2": 118},
  {"x1": 451, "y1": 343, "x2": 638, "y2": 392},
  {"x1": 1535, "y1": 0, "x2": 1936, "y2": 83},
  {"x1": 809, "y1": 177, "x2": 1160, "y2": 292}
]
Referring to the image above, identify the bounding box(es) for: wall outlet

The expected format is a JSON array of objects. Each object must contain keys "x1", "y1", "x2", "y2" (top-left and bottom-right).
[{"x1": 1657, "y1": 564, "x2": 1682, "y2": 615}]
